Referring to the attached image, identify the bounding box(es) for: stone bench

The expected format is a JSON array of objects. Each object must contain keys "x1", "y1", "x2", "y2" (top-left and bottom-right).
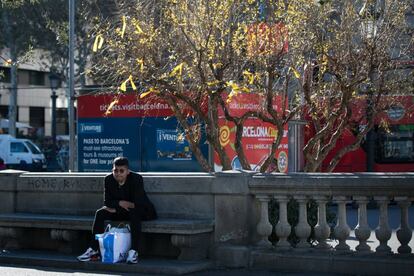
[{"x1": 0, "y1": 213, "x2": 214, "y2": 260}]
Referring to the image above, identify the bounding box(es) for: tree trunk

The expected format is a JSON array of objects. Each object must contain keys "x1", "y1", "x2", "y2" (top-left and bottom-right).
[
  {"x1": 234, "y1": 121, "x2": 251, "y2": 170},
  {"x1": 165, "y1": 96, "x2": 212, "y2": 172},
  {"x1": 207, "y1": 94, "x2": 232, "y2": 170},
  {"x1": 260, "y1": 123, "x2": 284, "y2": 173}
]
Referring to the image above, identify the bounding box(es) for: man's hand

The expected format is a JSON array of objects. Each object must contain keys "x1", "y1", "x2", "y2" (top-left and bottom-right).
[
  {"x1": 103, "y1": 206, "x2": 116, "y2": 213},
  {"x1": 119, "y1": 200, "x2": 135, "y2": 211}
]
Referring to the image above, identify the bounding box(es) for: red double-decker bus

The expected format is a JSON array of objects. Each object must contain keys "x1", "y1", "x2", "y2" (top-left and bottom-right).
[{"x1": 314, "y1": 96, "x2": 414, "y2": 172}]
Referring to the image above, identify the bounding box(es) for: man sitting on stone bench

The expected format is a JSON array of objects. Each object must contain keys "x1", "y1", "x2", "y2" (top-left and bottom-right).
[{"x1": 77, "y1": 157, "x2": 157, "y2": 264}]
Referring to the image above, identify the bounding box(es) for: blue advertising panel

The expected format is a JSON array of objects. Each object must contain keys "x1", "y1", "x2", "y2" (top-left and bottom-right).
[
  {"x1": 140, "y1": 117, "x2": 208, "y2": 172},
  {"x1": 77, "y1": 94, "x2": 207, "y2": 172},
  {"x1": 78, "y1": 118, "x2": 141, "y2": 172}
]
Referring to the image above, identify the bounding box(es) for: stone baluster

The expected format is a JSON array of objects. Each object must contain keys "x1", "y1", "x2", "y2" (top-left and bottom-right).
[
  {"x1": 256, "y1": 195, "x2": 273, "y2": 248},
  {"x1": 374, "y1": 196, "x2": 392, "y2": 254},
  {"x1": 294, "y1": 196, "x2": 311, "y2": 249},
  {"x1": 313, "y1": 196, "x2": 331, "y2": 250},
  {"x1": 274, "y1": 195, "x2": 291, "y2": 250},
  {"x1": 395, "y1": 197, "x2": 413, "y2": 254},
  {"x1": 333, "y1": 196, "x2": 351, "y2": 252},
  {"x1": 354, "y1": 196, "x2": 372, "y2": 253}
]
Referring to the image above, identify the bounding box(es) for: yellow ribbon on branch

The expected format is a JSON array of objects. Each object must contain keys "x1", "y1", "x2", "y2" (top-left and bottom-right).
[
  {"x1": 136, "y1": 58, "x2": 144, "y2": 73},
  {"x1": 169, "y1": 63, "x2": 185, "y2": 78},
  {"x1": 290, "y1": 67, "x2": 301, "y2": 79},
  {"x1": 93, "y1": 34, "x2": 104, "y2": 52},
  {"x1": 120, "y1": 75, "x2": 137, "y2": 92},
  {"x1": 140, "y1": 87, "x2": 159, "y2": 99},
  {"x1": 104, "y1": 99, "x2": 119, "y2": 116},
  {"x1": 134, "y1": 22, "x2": 144, "y2": 34},
  {"x1": 121, "y1": 16, "x2": 127, "y2": 38},
  {"x1": 243, "y1": 70, "x2": 254, "y2": 84}
]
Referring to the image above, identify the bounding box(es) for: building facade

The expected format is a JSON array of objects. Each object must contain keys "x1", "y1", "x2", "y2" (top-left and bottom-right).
[{"x1": 0, "y1": 64, "x2": 68, "y2": 139}]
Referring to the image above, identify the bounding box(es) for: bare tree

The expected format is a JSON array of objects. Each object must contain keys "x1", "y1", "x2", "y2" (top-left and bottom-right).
[{"x1": 86, "y1": 0, "x2": 413, "y2": 172}]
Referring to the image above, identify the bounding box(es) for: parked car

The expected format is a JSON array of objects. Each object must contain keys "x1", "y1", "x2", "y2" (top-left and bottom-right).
[{"x1": 0, "y1": 134, "x2": 47, "y2": 171}]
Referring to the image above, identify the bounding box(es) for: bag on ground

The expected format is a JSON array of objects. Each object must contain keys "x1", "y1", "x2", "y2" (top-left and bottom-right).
[{"x1": 95, "y1": 223, "x2": 131, "y2": 263}]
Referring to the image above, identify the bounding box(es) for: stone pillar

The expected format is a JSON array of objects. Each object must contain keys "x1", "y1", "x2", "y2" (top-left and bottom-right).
[
  {"x1": 255, "y1": 195, "x2": 273, "y2": 248},
  {"x1": 395, "y1": 197, "x2": 412, "y2": 254},
  {"x1": 313, "y1": 196, "x2": 331, "y2": 250},
  {"x1": 213, "y1": 171, "x2": 258, "y2": 268},
  {"x1": 274, "y1": 195, "x2": 291, "y2": 250},
  {"x1": 374, "y1": 196, "x2": 392, "y2": 254},
  {"x1": 354, "y1": 196, "x2": 371, "y2": 253},
  {"x1": 294, "y1": 196, "x2": 311, "y2": 249},
  {"x1": 0, "y1": 170, "x2": 24, "y2": 213},
  {"x1": 333, "y1": 196, "x2": 351, "y2": 252}
]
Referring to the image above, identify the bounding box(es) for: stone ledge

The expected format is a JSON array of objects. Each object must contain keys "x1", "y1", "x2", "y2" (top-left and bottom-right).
[{"x1": 0, "y1": 213, "x2": 214, "y2": 234}]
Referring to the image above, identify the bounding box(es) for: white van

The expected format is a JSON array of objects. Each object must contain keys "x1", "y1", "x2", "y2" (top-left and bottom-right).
[{"x1": 0, "y1": 135, "x2": 47, "y2": 171}]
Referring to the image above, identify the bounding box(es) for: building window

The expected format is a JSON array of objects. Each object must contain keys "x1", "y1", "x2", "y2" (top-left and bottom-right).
[
  {"x1": 56, "y1": 108, "x2": 68, "y2": 135},
  {"x1": 29, "y1": 107, "x2": 45, "y2": 128},
  {"x1": 376, "y1": 125, "x2": 414, "y2": 163},
  {"x1": 0, "y1": 67, "x2": 11, "y2": 83},
  {"x1": 0, "y1": 105, "x2": 8, "y2": 118},
  {"x1": 0, "y1": 105, "x2": 18, "y2": 121},
  {"x1": 28, "y1": 70, "x2": 45, "y2": 86},
  {"x1": 29, "y1": 107, "x2": 45, "y2": 137}
]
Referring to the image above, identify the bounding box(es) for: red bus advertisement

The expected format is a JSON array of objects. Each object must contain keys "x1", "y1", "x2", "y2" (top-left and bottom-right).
[{"x1": 214, "y1": 93, "x2": 289, "y2": 172}]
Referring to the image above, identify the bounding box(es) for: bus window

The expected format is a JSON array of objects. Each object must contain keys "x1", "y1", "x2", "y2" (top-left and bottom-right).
[{"x1": 376, "y1": 125, "x2": 414, "y2": 163}]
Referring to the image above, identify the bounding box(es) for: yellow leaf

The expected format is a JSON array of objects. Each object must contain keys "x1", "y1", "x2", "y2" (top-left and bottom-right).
[
  {"x1": 121, "y1": 16, "x2": 127, "y2": 38},
  {"x1": 93, "y1": 35, "x2": 104, "y2": 52},
  {"x1": 105, "y1": 99, "x2": 119, "y2": 116},
  {"x1": 290, "y1": 67, "x2": 301, "y2": 79}
]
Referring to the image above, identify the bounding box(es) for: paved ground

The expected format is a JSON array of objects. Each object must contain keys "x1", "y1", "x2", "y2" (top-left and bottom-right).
[{"x1": 0, "y1": 264, "x2": 348, "y2": 276}]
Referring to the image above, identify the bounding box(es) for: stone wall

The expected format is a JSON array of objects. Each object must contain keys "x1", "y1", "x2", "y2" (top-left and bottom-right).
[{"x1": 0, "y1": 170, "x2": 260, "y2": 257}]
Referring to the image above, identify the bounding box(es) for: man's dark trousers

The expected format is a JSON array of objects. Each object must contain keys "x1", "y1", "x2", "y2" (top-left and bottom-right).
[{"x1": 91, "y1": 207, "x2": 145, "y2": 251}]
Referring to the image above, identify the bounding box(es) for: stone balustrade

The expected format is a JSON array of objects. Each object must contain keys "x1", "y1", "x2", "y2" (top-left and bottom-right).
[
  {"x1": 0, "y1": 170, "x2": 413, "y2": 275},
  {"x1": 250, "y1": 173, "x2": 414, "y2": 255}
]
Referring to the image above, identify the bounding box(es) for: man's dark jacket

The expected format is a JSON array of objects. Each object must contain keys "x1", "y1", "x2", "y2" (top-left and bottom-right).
[{"x1": 104, "y1": 171, "x2": 157, "y2": 220}]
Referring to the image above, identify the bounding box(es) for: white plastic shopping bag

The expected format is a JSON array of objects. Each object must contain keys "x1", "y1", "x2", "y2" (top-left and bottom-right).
[{"x1": 95, "y1": 223, "x2": 131, "y2": 263}]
